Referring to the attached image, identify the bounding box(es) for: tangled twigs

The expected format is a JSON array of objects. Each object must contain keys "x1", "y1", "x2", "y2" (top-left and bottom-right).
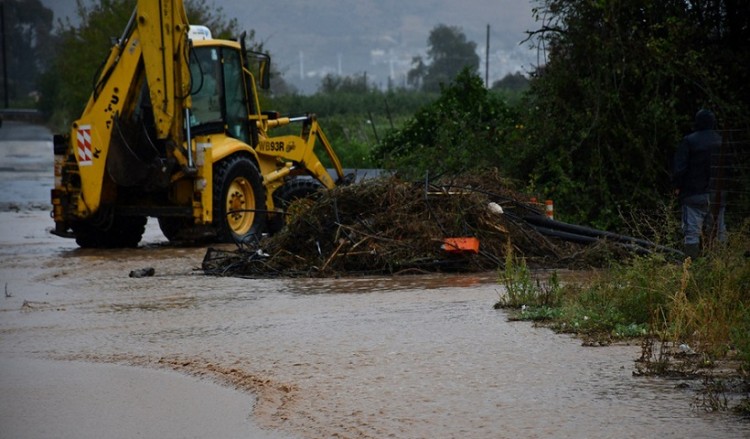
[{"x1": 202, "y1": 171, "x2": 635, "y2": 277}]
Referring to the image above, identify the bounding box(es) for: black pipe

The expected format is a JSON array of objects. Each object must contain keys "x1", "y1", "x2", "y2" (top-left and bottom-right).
[
  {"x1": 529, "y1": 225, "x2": 599, "y2": 245},
  {"x1": 530, "y1": 225, "x2": 653, "y2": 256},
  {"x1": 523, "y1": 215, "x2": 682, "y2": 256}
]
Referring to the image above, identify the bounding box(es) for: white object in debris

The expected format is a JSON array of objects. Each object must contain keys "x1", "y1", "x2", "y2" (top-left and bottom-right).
[{"x1": 488, "y1": 202, "x2": 504, "y2": 215}]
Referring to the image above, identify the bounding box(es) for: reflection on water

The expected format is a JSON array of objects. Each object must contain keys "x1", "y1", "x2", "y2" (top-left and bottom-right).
[
  {"x1": 105, "y1": 295, "x2": 199, "y2": 313},
  {"x1": 287, "y1": 272, "x2": 494, "y2": 295},
  {"x1": 1, "y1": 224, "x2": 748, "y2": 439}
]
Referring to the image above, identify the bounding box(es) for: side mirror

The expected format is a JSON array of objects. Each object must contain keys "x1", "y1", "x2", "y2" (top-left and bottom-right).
[
  {"x1": 249, "y1": 51, "x2": 271, "y2": 90},
  {"x1": 239, "y1": 32, "x2": 271, "y2": 90}
]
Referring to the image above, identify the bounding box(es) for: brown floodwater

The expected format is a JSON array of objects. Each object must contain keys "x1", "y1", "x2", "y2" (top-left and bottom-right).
[
  {"x1": 1, "y1": 212, "x2": 749, "y2": 438},
  {"x1": 1, "y1": 122, "x2": 748, "y2": 438}
]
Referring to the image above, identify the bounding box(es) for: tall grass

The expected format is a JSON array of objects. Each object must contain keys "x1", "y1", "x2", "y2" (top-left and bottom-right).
[
  {"x1": 496, "y1": 226, "x2": 750, "y2": 413},
  {"x1": 494, "y1": 239, "x2": 563, "y2": 321},
  {"x1": 663, "y1": 234, "x2": 750, "y2": 362}
]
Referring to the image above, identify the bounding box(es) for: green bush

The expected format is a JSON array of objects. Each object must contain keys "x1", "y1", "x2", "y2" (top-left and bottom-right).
[{"x1": 372, "y1": 69, "x2": 523, "y2": 179}]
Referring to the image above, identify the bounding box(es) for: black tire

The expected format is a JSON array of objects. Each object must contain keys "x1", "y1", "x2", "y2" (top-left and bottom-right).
[
  {"x1": 268, "y1": 178, "x2": 323, "y2": 234},
  {"x1": 213, "y1": 155, "x2": 266, "y2": 242},
  {"x1": 157, "y1": 217, "x2": 193, "y2": 242},
  {"x1": 73, "y1": 215, "x2": 147, "y2": 248}
]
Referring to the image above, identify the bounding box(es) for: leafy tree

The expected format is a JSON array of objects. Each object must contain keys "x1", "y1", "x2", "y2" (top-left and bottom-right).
[
  {"x1": 318, "y1": 73, "x2": 369, "y2": 94},
  {"x1": 373, "y1": 68, "x2": 521, "y2": 179},
  {"x1": 266, "y1": 65, "x2": 294, "y2": 96},
  {"x1": 492, "y1": 72, "x2": 529, "y2": 92},
  {"x1": 518, "y1": 0, "x2": 750, "y2": 229},
  {"x1": 406, "y1": 56, "x2": 427, "y2": 89},
  {"x1": 0, "y1": 0, "x2": 54, "y2": 106},
  {"x1": 408, "y1": 24, "x2": 480, "y2": 92},
  {"x1": 38, "y1": 0, "x2": 257, "y2": 129}
]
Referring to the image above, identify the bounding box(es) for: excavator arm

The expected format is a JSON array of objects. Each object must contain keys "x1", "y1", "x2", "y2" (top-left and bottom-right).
[
  {"x1": 136, "y1": 0, "x2": 191, "y2": 140},
  {"x1": 57, "y1": 0, "x2": 192, "y2": 219}
]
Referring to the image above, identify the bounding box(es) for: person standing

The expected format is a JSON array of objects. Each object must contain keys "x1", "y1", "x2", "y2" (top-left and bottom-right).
[{"x1": 672, "y1": 109, "x2": 726, "y2": 258}]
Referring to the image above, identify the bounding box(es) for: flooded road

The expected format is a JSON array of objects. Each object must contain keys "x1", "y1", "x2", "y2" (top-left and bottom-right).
[
  {"x1": 1, "y1": 122, "x2": 748, "y2": 438},
  {"x1": 3, "y1": 213, "x2": 749, "y2": 438}
]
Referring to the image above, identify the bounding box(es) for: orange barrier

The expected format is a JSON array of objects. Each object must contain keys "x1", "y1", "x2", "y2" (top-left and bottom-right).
[{"x1": 442, "y1": 237, "x2": 480, "y2": 254}]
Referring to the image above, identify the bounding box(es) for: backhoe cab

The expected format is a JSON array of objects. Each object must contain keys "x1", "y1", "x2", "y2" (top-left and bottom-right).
[{"x1": 51, "y1": 1, "x2": 348, "y2": 248}]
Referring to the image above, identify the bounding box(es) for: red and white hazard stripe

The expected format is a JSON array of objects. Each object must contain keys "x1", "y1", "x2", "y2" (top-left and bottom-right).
[{"x1": 76, "y1": 125, "x2": 93, "y2": 166}]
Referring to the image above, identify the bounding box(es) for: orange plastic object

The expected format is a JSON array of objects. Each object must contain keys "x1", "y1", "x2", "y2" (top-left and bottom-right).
[{"x1": 442, "y1": 237, "x2": 480, "y2": 254}]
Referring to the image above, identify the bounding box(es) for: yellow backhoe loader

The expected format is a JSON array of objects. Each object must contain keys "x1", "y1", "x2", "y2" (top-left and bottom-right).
[{"x1": 51, "y1": 0, "x2": 349, "y2": 248}]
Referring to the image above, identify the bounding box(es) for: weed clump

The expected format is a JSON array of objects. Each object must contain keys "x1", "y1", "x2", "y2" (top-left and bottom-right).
[{"x1": 496, "y1": 227, "x2": 750, "y2": 414}]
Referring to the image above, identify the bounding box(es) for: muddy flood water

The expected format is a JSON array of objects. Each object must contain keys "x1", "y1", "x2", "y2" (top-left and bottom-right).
[{"x1": 1, "y1": 122, "x2": 749, "y2": 438}]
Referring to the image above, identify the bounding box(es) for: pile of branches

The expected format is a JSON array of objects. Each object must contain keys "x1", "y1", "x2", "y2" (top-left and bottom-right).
[{"x1": 203, "y1": 171, "x2": 643, "y2": 277}]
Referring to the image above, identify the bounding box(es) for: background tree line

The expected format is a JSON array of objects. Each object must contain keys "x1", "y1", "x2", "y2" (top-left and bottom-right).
[
  {"x1": 377, "y1": 0, "x2": 749, "y2": 232},
  {"x1": 514, "y1": 0, "x2": 750, "y2": 229},
  {"x1": 0, "y1": 0, "x2": 54, "y2": 106},
  {"x1": 7, "y1": 0, "x2": 748, "y2": 233}
]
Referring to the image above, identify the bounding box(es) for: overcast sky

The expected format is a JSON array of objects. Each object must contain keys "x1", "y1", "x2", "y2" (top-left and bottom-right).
[{"x1": 40, "y1": 0, "x2": 543, "y2": 93}]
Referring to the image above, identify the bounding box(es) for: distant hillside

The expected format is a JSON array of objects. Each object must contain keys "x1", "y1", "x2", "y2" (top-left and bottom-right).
[
  {"x1": 226, "y1": 0, "x2": 540, "y2": 93},
  {"x1": 40, "y1": 0, "x2": 541, "y2": 94}
]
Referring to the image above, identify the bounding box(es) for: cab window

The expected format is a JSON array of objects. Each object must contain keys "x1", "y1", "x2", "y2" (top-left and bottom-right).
[
  {"x1": 222, "y1": 49, "x2": 250, "y2": 143},
  {"x1": 190, "y1": 47, "x2": 222, "y2": 127}
]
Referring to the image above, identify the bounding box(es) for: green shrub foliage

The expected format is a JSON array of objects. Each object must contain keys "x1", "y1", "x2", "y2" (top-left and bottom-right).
[
  {"x1": 519, "y1": 0, "x2": 750, "y2": 228},
  {"x1": 372, "y1": 69, "x2": 522, "y2": 179}
]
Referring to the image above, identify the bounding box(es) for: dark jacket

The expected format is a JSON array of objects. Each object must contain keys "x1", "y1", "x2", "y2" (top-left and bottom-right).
[{"x1": 672, "y1": 110, "x2": 723, "y2": 200}]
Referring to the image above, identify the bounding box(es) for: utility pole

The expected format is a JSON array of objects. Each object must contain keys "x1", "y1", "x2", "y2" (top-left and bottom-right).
[
  {"x1": 1, "y1": 3, "x2": 8, "y2": 108},
  {"x1": 485, "y1": 24, "x2": 490, "y2": 88}
]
